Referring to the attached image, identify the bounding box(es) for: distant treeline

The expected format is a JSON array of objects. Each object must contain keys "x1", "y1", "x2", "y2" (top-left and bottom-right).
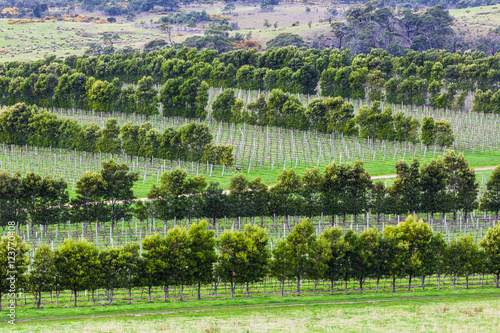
[
  {"x1": 3, "y1": 218, "x2": 500, "y2": 310},
  {"x1": 3, "y1": 150, "x2": 500, "y2": 229},
  {"x1": 1, "y1": 45, "x2": 500, "y2": 114},
  {"x1": 0, "y1": 103, "x2": 234, "y2": 164}
]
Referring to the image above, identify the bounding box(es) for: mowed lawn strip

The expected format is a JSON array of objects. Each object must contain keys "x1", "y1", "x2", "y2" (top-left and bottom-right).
[{"x1": 10, "y1": 289, "x2": 500, "y2": 332}]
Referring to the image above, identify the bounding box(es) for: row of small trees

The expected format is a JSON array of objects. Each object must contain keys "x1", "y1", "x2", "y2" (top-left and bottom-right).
[
  {"x1": 211, "y1": 90, "x2": 454, "y2": 145},
  {"x1": 147, "y1": 150, "x2": 484, "y2": 225},
  {"x1": 2, "y1": 217, "x2": 500, "y2": 310},
  {"x1": 2, "y1": 150, "x2": 498, "y2": 228},
  {"x1": 3, "y1": 46, "x2": 500, "y2": 118},
  {"x1": 0, "y1": 103, "x2": 233, "y2": 163}
]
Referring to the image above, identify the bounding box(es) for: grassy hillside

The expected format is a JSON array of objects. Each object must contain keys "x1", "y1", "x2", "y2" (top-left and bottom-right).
[{"x1": 12, "y1": 289, "x2": 500, "y2": 332}]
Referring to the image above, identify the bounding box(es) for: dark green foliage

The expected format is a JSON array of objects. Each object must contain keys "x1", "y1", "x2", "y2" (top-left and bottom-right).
[{"x1": 266, "y1": 33, "x2": 306, "y2": 49}]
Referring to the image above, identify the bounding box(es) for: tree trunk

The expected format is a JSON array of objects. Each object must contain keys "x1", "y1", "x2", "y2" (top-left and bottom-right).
[
  {"x1": 392, "y1": 277, "x2": 396, "y2": 293},
  {"x1": 92, "y1": 290, "x2": 95, "y2": 306},
  {"x1": 180, "y1": 285, "x2": 184, "y2": 301},
  {"x1": 408, "y1": 275, "x2": 412, "y2": 292},
  {"x1": 421, "y1": 276, "x2": 425, "y2": 291},
  {"x1": 376, "y1": 277, "x2": 379, "y2": 292},
  {"x1": 37, "y1": 291, "x2": 41, "y2": 309},
  {"x1": 331, "y1": 280, "x2": 334, "y2": 295},
  {"x1": 246, "y1": 282, "x2": 250, "y2": 298},
  {"x1": 56, "y1": 292, "x2": 59, "y2": 307},
  {"x1": 497, "y1": 274, "x2": 500, "y2": 288},
  {"x1": 214, "y1": 282, "x2": 218, "y2": 300},
  {"x1": 345, "y1": 280, "x2": 348, "y2": 295},
  {"x1": 197, "y1": 282, "x2": 201, "y2": 300},
  {"x1": 230, "y1": 282, "x2": 234, "y2": 299},
  {"x1": 466, "y1": 275, "x2": 469, "y2": 289},
  {"x1": 281, "y1": 281, "x2": 285, "y2": 296},
  {"x1": 438, "y1": 274, "x2": 441, "y2": 290},
  {"x1": 453, "y1": 276, "x2": 456, "y2": 290},
  {"x1": 128, "y1": 288, "x2": 132, "y2": 304},
  {"x1": 148, "y1": 285, "x2": 152, "y2": 302},
  {"x1": 296, "y1": 276, "x2": 301, "y2": 296},
  {"x1": 359, "y1": 279, "x2": 363, "y2": 293},
  {"x1": 74, "y1": 290, "x2": 77, "y2": 307}
]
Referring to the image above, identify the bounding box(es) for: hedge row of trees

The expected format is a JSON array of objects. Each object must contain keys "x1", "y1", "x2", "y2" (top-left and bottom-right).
[
  {"x1": 4, "y1": 150, "x2": 500, "y2": 230},
  {"x1": 2, "y1": 46, "x2": 500, "y2": 112},
  {"x1": 212, "y1": 90, "x2": 454, "y2": 145},
  {"x1": 2, "y1": 218, "x2": 500, "y2": 310},
  {"x1": 147, "y1": 150, "x2": 482, "y2": 226},
  {"x1": 0, "y1": 103, "x2": 233, "y2": 163}
]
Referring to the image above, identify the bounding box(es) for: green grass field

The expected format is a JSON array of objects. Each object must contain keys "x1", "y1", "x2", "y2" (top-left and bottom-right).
[
  {"x1": 450, "y1": 5, "x2": 500, "y2": 39},
  {"x1": 10, "y1": 289, "x2": 500, "y2": 332}
]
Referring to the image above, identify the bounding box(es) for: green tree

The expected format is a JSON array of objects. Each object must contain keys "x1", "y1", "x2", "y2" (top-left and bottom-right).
[
  {"x1": 177, "y1": 123, "x2": 213, "y2": 161},
  {"x1": 480, "y1": 166, "x2": 500, "y2": 220},
  {"x1": 135, "y1": 76, "x2": 158, "y2": 115},
  {"x1": 283, "y1": 218, "x2": 318, "y2": 296},
  {"x1": 54, "y1": 238, "x2": 100, "y2": 307},
  {"x1": 71, "y1": 172, "x2": 108, "y2": 225},
  {"x1": 99, "y1": 248, "x2": 125, "y2": 305},
  {"x1": 216, "y1": 229, "x2": 251, "y2": 299},
  {"x1": 0, "y1": 102, "x2": 36, "y2": 145},
  {"x1": 383, "y1": 225, "x2": 406, "y2": 292},
  {"x1": 370, "y1": 181, "x2": 389, "y2": 224},
  {"x1": 118, "y1": 243, "x2": 142, "y2": 304},
  {"x1": 421, "y1": 116, "x2": 435, "y2": 146},
  {"x1": 141, "y1": 234, "x2": 167, "y2": 302},
  {"x1": 434, "y1": 119, "x2": 454, "y2": 147},
  {"x1": 195, "y1": 81, "x2": 210, "y2": 119},
  {"x1": 397, "y1": 215, "x2": 433, "y2": 291},
  {"x1": 388, "y1": 159, "x2": 420, "y2": 215},
  {"x1": 189, "y1": 220, "x2": 217, "y2": 300},
  {"x1": 165, "y1": 226, "x2": 193, "y2": 301},
  {"x1": 212, "y1": 89, "x2": 236, "y2": 122},
  {"x1": 202, "y1": 182, "x2": 229, "y2": 227},
  {"x1": 446, "y1": 235, "x2": 481, "y2": 289},
  {"x1": 29, "y1": 244, "x2": 56, "y2": 309},
  {"x1": 305, "y1": 99, "x2": 328, "y2": 132},
  {"x1": 96, "y1": 118, "x2": 121, "y2": 154},
  {"x1": 99, "y1": 159, "x2": 139, "y2": 229},
  {"x1": 0, "y1": 233, "x2": 29, "y2": 311},
  {"x1": 420, "y1": 158, "x2": 448, "y2": 219},
  {"x1": 0, "y1": 172, "x2": 26, "y2": 227},
  {"x1": 320, "y1": 227, "x2": 344, "y2": 294},
  {"x1": 444, "y1": 150, "x2": 479, "y2": 223},
  {"x1": 423, "y1": 232, "x2": 447, "y2": 290},
  {"x1": 342, "y1": 161, "x2": 373, "y2": 223},
  {"x1": 248, "y1": 177, "x2": 269, "y2": 227},
  {"x1": 269, "y1": 239, "x2": 290, "y2": 296},
  {"x1": 479, "y1": 223, "x2": 500, "y2": 288},
  {"x1": 326, "y1": 97, "x2": 357, "y2": 136},
  {"x1": 228, "y1": 173, "x2": 250, "y2": 218},
  {"x1": 243, "y1": 225, "x2": 270, "y2": 297}
]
